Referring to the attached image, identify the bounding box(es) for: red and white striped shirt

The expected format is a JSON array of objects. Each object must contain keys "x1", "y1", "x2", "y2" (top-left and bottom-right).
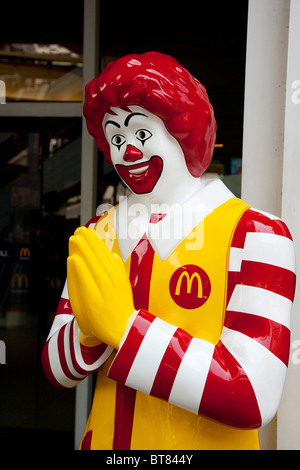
[
  {"x1": 42, "y1": 180, "x2": 296, "y2": 437},
  {"x1": 107, "y1": 206, "x2": 295, "y2": 429}
]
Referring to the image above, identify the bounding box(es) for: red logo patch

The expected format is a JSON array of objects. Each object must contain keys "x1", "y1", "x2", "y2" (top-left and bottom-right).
[{"x1": 169, "y1": 264, "x2": 211, "y2": 309}]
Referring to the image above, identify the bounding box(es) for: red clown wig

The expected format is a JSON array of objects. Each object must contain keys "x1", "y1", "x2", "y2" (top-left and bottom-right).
[{"x1": 83, "y1": 51, "x2": 216, "y2": 177}]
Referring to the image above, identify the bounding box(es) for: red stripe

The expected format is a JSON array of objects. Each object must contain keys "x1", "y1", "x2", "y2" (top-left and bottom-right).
[
  {"x1": 113, "y1": 383, "x2": 137, "y2": 450},
  {"x1": 41, "y1": 341, "x2": 68, "y2": 390},
  {"x1": 80, "y1": 342, "x2": 108, "y2": 365},
  {"x1": 57, "y1": 300, "x2": 110, "y2": 370},
  {"x1": 81, "y1": 430, "x2": 93, "y2": 450},
  {"x1": 226, "y1": 259, "x2": 296, "y2": 310},
  {"x1": 224, "y1": 310, "x2": 290, "y2": 366},
  {"x1": 226, "y1": 271, "x2": 242, "y2": 307},
  {"x1": 240, "y1": 261, "x2": 296, "y2": 301},
  {"x1": 112, "y1": 222, "x2": 159, "y2": 450},
  {"x1": 85, "y1": 215, "x2": 101, "y2": 227},
  {"x1": 57, "y1": 322, "x2": 86, "y2": 381},
  {"x1": 108, "y1": 309, "x2": 155, "y2": 383},
  {"x1": 56, "y1": 317, "x2": 110, "y2": 380},
  {"x1": 149, "y1": 213, "x2": 166, "y2": 224},
  {"x1": 199, "y1": 342, "x2": 262, "y2": 428},
  {"x1": 68, "y1": 319, "x2": 92, "y2": 376},
  {"x1": 150, "y1": 327, "x2": 193, "y2": 401},
  {"x1": 231, "y1": 209, "x2": 293, "y2": 249},
  {"x1": 56, "y1": 297, "x2": 73, "y2": 315},
  {"x1": 57, "y1": 324, "x2": 74, "y2": 380},
  {"x1": 128, "y1": 214, "x2": 166, "y2": 310},
  {"x1": 68, "y1": 319, "x2": 102, "y2": 377},
  {"x1": 111, "y1": 216, "x2": 165, "y2": 449},
  {"x1": 129, "y1": 235, "x2": 155, "y2": 310}
]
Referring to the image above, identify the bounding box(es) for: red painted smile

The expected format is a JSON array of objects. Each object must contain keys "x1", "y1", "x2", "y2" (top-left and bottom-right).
[{"x1": 115, "y1": 156, "x2": 163, "y2": 194}]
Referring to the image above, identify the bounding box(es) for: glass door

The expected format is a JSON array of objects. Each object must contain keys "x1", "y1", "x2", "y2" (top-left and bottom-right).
[{"x1": 0, "y1": 117, "x2": 82, "y2": 449}]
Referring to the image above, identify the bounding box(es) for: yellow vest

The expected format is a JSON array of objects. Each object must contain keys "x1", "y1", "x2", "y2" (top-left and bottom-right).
[{"x1": 81, "y1": 197, "x2": 260, "y2": 450}]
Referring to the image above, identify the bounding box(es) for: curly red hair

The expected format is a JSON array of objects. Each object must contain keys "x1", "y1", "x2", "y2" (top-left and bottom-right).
[{"x1": 83, "y1": 51, "x2": 216, "y2": 177}]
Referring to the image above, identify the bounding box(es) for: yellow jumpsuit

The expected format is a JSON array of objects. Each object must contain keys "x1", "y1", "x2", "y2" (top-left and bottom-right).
[{"x1": 80, "y1": 197, "x2": 260, "y2": 450}]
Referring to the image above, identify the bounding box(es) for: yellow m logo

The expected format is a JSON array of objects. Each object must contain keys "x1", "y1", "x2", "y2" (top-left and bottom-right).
[
  {"x1": 20, "y1": 247, "x2": 31, "y2": 258},
  {"x1": 11, "y1": 273, "x2": 29, "y2": 289},
  {"x1": 175, "y1": 271, "x2": 203, "y2": 298}
]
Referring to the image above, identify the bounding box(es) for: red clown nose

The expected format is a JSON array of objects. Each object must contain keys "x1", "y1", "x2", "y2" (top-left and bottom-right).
[{"x1": 123, "y1": 145, "x2": 143, "y2": 162}]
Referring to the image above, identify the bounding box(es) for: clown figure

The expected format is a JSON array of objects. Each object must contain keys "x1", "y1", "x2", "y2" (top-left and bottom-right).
[{"x1": 42, "y1": 52, "x2": 296, "y2": 450}]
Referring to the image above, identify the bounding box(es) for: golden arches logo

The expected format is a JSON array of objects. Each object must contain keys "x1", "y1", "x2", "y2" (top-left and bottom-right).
[
  {"x1": 11, "y1": 273, "x2": 29, "y2": 289},
  {"x1": 175, "y1": 271, "x2": 203, "y2": 298},
  {"x1": 19, "y1": 247, "x2": 31, "y2": 258},
  {"x1": 169, "y1": 264, "x2": 211, "y2": 309}
]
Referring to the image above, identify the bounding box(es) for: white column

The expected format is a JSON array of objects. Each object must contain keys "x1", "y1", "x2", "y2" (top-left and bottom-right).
[
  {"x1": 242, "y1": 0, "x2": 291, "y2": 449},
  {"x1": 277, "y1": 0, "x2": 300, "y2": 450},
  {"x1": 242, "y1": 0, "x2": 290, "y2": 217}
]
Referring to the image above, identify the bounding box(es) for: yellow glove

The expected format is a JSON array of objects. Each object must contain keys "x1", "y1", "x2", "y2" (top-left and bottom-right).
[{"x1": 67, "y1": 226, "x2": 135, "y2": 350}]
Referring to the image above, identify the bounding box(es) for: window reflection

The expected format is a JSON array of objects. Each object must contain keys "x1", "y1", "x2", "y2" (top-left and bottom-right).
[
  {"x1": 0, "y1": 42, "x2": 83, "y2": 102},
  {"x1": 0, "y1": 0, "x2": 84, "y2": 103},
  {"x1": 0, "y1": 118, "x2": 81, "y2": 443}
]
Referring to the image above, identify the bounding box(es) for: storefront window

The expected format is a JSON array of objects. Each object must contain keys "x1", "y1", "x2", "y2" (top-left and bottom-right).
[
  {"x1": 0, "y1": 43, "x2": 83, "y2": 102},
  {"x1": 0, "y1": 117, "x2": 81, "y2": 448},
  {"x1": 0, "y1": 2, "x2": 83, "y2": 102}
]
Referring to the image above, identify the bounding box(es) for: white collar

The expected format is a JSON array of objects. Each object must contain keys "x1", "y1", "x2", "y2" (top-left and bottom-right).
[{"x1": 114, "y1": 178, "x2": 234, "y2": 261}]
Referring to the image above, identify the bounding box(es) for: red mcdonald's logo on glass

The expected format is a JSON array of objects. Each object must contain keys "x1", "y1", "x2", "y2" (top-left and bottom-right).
[{"x1": 169, "y1": 264, "x2": 211, "y2": 309}]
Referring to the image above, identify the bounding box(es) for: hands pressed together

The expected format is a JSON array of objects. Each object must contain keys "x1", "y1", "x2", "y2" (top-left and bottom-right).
[{"x1": 67, "y1": 226, "x2": 135, "y2": 350}]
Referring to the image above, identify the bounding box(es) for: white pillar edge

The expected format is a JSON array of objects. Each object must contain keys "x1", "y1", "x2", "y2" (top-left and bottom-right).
[
  {"x1": 277, "y1": 0, "x2": 300, "y2": 450},
  {"x1": 241, "y1": 0, "x2": 291, "y2": 449},
  {"x1": 242, "y1": 0, "x2": 290, "y2": 217}
]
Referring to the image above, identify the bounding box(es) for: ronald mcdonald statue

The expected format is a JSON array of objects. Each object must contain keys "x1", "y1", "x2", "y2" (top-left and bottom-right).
[{"x1": 42, "y1": 52, "x2": 296, "y2": 450}]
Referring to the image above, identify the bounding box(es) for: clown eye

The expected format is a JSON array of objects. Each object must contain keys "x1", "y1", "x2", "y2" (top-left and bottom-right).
[
  {"x1": 136, "y1": 129, "x2": 152, "y2": 145},
  {"x1": 111, "y1": 134, "x2": 126, "y2": 150}
]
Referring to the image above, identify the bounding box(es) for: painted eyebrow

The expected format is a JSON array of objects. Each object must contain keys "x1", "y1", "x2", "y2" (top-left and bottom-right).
[
  {"x1": 124, "y1": 112, "x2": 148, "y2": 127},
  {"x1": 105, "y1": 120, "x2": 121, "y2": 129}
]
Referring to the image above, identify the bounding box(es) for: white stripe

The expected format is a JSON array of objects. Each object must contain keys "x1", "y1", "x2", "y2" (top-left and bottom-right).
[
  {"x1": 227, "y1": 284, "x2": 292, "y2": 329},
  {"x1": 228, "y1": 233, "x2": 295, "y2": 274},
  {"x1": 221, "y1": 327, "x2": 287, "y2": 426},
  {"x1": 125, "y1": 317, "x2": 177, "y2": 395},
  {"x1": 72, "y1": 320, "x2": 114, "y2": 371},
  {"x1": 118, "y1": 310, "x2": 139, "y2": 350},
  {"x1": 63, "y1": 322, "x2": 87, "y2": 379},
  {"x1": 61, "y1": 279, "x2": 69, "y2": 299},
  {"x1": 250, "y1": 208, "x2": 281, "y2": 221},
  {"x1": 243, "y1": 232, "x2": 295, "y2": 272},
  {"x1": 169, "y1": 337, "x2": 214, "y2": 414},
  {"x1": 228, "y1": 247, "x2": 244, "y2": 271},
  {"x1": 47, "y1": 313, "x2": 73, "y2": 341},
  {"x1": 48, "y1": 332, "x2": 81, "y2": 388}
]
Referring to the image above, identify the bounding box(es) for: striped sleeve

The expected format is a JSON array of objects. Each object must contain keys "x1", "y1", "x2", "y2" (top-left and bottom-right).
[
  {"x1": 41, "y1": 216, "x2": 114, "y2": 389},
  {"x1": 108, "y1": 208, "x2": 296, "y2": 429}
]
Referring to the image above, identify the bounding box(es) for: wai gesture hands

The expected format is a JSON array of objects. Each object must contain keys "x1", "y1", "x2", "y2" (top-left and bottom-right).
[{"x1": 67, "y1": 226, "x2": 135, "y2": 350}]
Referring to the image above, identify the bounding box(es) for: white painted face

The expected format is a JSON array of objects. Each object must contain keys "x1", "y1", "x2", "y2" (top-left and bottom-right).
[{"x1": 103, "y1": 106, "x2": 197, "y2": 201}]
